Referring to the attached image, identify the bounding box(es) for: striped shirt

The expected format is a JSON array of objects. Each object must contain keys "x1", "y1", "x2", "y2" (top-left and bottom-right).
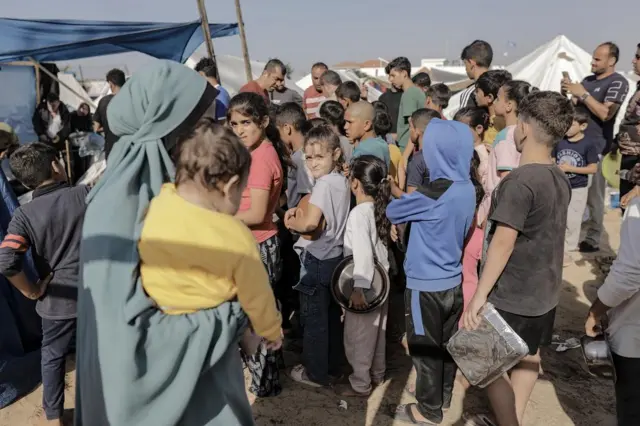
[
  {"x1": 458, "y1": 83, "x2": 477, "y2": 110},
  {"x1": 303, "y1": 86, "x2": 327, "y2": 118}
]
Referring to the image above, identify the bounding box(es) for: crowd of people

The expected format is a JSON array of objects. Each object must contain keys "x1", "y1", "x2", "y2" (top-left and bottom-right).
[{"x1": 0, "y1": 37, "x2": 638, "y2": 426}]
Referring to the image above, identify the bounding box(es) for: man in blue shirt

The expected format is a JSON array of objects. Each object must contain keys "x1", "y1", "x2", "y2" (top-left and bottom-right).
[
  {"x1": 194, "y1": 58, "x2": 231, "y2": 122},
  {"x1": 344, "y1": 101, "x2": 390, "y2": 169}
]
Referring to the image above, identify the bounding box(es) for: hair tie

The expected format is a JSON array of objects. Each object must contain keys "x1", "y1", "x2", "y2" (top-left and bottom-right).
[{"x1": 380, "y1": 176, "x2": 390, "y2": 184}]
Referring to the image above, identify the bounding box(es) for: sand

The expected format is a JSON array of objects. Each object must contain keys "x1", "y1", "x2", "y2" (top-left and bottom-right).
[{"x1": 0, "y1": 210, "x2": 622, "y2": 426}]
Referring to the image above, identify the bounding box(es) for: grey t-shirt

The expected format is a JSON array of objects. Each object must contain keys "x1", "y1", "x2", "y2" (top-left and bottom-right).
[
  {"x1": 484, "y1": 164, "x2": 571, "y2": 316},
  {"x1": 580, "y1": 72, "x2": 629, "y2": 154},
  {"x1": 270, "y1": 87, "x2": 303, "y2": 107},
  {"x1": 340, "y1": 135, "x2": 354, "y2": 164},
  {"x1": 294, "y1": 171, "x2": 350, "y2": 260},
  {"x1": 406, "y1": 150, "x2": 430, "y2": 189},
  {"x1": 286, "y1": 149, "x2": 314, "y2": 208}
]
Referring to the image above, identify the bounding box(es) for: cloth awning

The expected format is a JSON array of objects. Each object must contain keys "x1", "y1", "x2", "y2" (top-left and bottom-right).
[{"x1": 0, "y1": 18, "x2": 238, "y2": 63}]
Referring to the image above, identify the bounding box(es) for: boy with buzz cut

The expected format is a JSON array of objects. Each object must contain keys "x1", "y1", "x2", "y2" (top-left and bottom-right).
[
  {"x1": 0, "y1": 142, "x2": 89, "y2": 426},
  {"x1": 463, "y1": 91, "x2": 574, "y2": 426}
]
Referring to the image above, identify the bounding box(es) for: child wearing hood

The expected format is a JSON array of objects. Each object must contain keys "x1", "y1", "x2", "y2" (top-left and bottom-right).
[{"x1": 387, "y1": 119, "x2": 476, "y2": 425}]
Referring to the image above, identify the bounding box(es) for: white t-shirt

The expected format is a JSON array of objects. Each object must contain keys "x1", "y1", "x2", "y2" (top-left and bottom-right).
[
  {"x1": 295, "y1": 171, "x2": 350, "y2": 260},
  {"x1": 343, "y1": 201, "x2": 390, "y2": 289},
  {"x1": 286, "y1": 149, "x2": 314, "y2": 208}
]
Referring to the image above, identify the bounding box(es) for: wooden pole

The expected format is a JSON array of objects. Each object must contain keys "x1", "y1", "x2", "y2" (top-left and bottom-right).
[
  {"x1": 35, "y1": 65, "x2": 41, "y2": 104},
  {"x1": 29, "y1": 58, "x2": 97, "y2": 109},
  {"x1": 196, "y1": 0, "x2": 222, "y2": 83},
  {"x1": 234, "y1": 0, "x2": 253, "y2": 82}
]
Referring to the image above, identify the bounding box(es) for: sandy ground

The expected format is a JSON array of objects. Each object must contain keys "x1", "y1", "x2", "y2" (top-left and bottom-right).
[{"x1": 0, "y1": 210, "x2": 623, "y2": 426}]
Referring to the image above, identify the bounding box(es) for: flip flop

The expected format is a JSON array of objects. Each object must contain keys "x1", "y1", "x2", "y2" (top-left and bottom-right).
[
  {"x1": 462, "y1": 413, "x2": 498, "y2": 426},
  {"x1": 391, "y1": 404, "x2": 438, "y2": 425}
]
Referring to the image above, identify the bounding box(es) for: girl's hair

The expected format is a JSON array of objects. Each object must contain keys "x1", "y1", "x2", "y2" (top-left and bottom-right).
[
  {"x1": 350, "y1": 155, "x2": 391, "y2": 246},
  {"x1": 309, "y1": 117, "x2": 329, "y2": 128},
  {"x1": 175, "y1": 117, "x2": 251, "y2": 190},
  {"x1": 371, "y1": 101, "x2": 388, "y2": 113},
  {"x1": 304, "y1": 124, "x2": 344, "y2": 172},
  {"x1": 502, "y1": 80, "x2": 537, "y2": 111},
  {"x1": 227, "y1": 92, "x2": 294, "y2": 177},
  {"x1": 373, "y1": 109, "x2": 393, "y2": 137},
  {"x1": 470, "y1": 150, "x2": 485, "y2": 209},
  {"x1": 453, "y1": 106, "x2": 490, "y2": 138},
  {"x1": 318, "y1": 100, "x2": 345, "y2": 135}
]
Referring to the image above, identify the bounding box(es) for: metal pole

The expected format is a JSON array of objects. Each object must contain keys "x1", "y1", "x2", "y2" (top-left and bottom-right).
[
  {"x1": 234, "y1": 0, "x2": 253, "y2": 82},
  {"x1": 196, "y1": 0, "x2": 222, "y2": 83}
]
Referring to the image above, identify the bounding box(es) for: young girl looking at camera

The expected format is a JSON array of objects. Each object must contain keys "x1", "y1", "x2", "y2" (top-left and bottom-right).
[
  {"x1": 334, "y1": 155, "x2": 391, "y2": 398},
  {"x1": 285, "y1": 124, "x2": 350, "y2": 388}
]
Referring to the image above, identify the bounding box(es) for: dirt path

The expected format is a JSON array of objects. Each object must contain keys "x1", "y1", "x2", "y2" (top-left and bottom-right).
[{"x1": 1, "y1": 211, "x2": 622, "y2": 426}]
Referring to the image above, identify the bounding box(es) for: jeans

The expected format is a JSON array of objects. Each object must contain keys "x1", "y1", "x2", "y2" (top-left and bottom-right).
[
  {"x1": 612, "y1": 352, "x2": 640, "y2": 426},
  {"x1": 294, "y1": 251, "x2": 344, "y2": 385},
  {"x1": 582, "y1": 162, "x2": 605, "y2": 247},
  {"x1": 41, "y1": 318, "x2": 76, "y2": 420},
  {"x1": 405, "y1": 286, "x2": 463, "y2": 424}
]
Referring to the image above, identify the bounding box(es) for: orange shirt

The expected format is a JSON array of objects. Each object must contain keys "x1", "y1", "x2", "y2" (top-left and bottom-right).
[
  {"x1": 239, "y1": 140, "x2": 283, "y2": 243},
  {"x1": 240, "y1": 80, "x2": 270, "y2": 104}
]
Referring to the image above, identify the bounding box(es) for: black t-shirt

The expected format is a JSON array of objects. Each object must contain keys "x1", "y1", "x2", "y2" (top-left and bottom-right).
[
  {"x1": 93, "y1": 94, "x2": 118, "y2": 159},
  {"x1": 552, "y1": 137, "x2": 599, "y2": 189},
  {"x1": 579, "y1": 73, "x2": 629, "y2": 154},
  {"x1": 379, "y1": 90, "x2": 403, "y2": 134},
  {"x1": 406, "y1": 150, "x2": 430, "y2": 189},
  {"x1": 484, "y1": 164, "x2": 571, "y2": 316}
]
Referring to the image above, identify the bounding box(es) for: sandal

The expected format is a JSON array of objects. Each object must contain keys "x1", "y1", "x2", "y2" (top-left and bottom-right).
[
  {"x1": 289, "y1": 364, "x2": 322, "y2": 388},
  {"x1": 391, "y1": 404, "x2": 439, "y2": 425},
  {"x1": 462, "y1": 413, "x2": 498, "y2": 426}
]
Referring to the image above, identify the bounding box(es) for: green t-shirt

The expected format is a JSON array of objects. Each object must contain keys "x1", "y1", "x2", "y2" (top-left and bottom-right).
[{"x1": 396, "y1": 86, "x2": 426, "y2": 150}]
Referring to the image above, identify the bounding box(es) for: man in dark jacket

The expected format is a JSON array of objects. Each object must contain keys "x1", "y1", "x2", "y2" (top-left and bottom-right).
[{"x1": 32, "y1": 92, "x2": 71, "y2": 150}]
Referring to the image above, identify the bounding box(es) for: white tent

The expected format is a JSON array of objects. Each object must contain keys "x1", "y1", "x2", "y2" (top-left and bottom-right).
[
  {"x1": 295, "y1": 69, "x2": 383, "y2": 103},
  {"x1": 444, "y1": 35, "x2": 636, "y2": 127},
  {"x1": 58, "y1": 72, "x2": 97, "y2": 111}
]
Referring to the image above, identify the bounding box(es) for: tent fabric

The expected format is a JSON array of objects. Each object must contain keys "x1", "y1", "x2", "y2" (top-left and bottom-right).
[
  {"x1": 0, "y1": 167, "x2": 42, "y2": 409},
  {"x1": 0, "y1": 18, "x2": 238, "y2": 64},
  {"x1": 58, "y1": 73, "x2": 97, "y2": 112}
]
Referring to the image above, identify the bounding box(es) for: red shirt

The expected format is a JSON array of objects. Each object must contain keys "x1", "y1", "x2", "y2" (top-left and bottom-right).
[
  {"x1": 303, "y1": 86, "x2": 327, "y2": 119},
  {"x1": 240, "y1": 81, "x2": 270, "y2": 104},
  {"x1": 239, "y1": 140, "x2": 283, "y2": 243}
]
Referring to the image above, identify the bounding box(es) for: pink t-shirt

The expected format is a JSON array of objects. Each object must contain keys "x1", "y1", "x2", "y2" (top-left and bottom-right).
[
  {"x1": 478, "y1": 125, "x2": 521, "y2": 225},
  {"x1": 239, "y1": 140, "x2": 283, "y2": 243}
]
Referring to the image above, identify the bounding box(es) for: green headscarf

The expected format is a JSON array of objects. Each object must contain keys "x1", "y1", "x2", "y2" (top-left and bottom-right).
[{"x1": 75, "y1": 61, "x2": 253, "y2": 426}]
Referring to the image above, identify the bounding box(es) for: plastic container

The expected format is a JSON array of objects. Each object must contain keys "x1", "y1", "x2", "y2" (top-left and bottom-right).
[
  {"x1": 447, "y1": 303, "x2": 529, "y2": 388},
  {"x1": 609, "y1": 191, "x2": 620, "y2": 209}
]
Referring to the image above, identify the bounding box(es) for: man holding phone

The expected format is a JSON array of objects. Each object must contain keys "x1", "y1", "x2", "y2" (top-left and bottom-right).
[{"x1": 562, "y1": 42, "x2": 629, "y2": 253}]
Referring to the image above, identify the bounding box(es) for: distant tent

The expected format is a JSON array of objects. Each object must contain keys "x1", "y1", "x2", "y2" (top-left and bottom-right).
[{"x1": 0, "y1": 18, "x2": 238, "y2": 63}]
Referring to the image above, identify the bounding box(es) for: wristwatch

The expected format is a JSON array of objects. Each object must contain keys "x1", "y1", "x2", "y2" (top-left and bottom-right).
[{"x1": 580, "y1": 92, "x2": 591, "y2": 102}]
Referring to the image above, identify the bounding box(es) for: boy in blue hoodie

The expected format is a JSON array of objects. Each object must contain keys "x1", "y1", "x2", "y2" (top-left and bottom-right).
[{"x1": 387, "y1": 119, "x2": 476, "y2": 425}]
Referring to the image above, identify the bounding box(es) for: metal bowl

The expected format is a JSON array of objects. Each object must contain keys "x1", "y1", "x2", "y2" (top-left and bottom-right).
[
  {"x1": 580, "y1": 335, "x2": 616, "y2": 381},
  {"x1": 330, "y1": 255, "x2": 390, "y2": 314}
]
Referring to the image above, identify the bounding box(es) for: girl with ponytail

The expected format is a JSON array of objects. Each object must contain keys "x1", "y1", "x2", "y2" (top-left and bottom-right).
[{"x1": 335, "y1": 154, "x2": 391, "y2": 397}]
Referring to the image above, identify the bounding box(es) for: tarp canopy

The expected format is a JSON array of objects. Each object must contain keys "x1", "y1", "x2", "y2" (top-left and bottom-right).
[{"x1": 0, "y1": 18, "x2": 238, "y2": 63}]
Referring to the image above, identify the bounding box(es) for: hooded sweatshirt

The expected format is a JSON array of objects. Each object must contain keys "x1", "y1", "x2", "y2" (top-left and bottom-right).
[{"x1": 386, "y1": 119, "x2": 476, "y2": 292}]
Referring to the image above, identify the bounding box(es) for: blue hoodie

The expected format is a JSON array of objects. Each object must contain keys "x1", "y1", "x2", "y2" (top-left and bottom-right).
[{"x1": 386, "y1": 118, "x2": 475, "y2": 293}]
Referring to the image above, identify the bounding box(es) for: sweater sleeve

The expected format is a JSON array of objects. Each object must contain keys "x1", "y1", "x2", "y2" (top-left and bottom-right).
[
  {"x1": 348, "y1": 209, "x2": 375, "y2": 289},
  {"x1": 0, "y1": 211, "x2": 30, "y2": 277},
  {"x1": 233, "y1": 238, "x2": 282, "y2": 341}
]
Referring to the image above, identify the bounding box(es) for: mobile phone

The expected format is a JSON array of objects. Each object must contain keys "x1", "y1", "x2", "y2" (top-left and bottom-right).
[{"x1": 562, "y1": 71, "x2": 570, "y2": 80}]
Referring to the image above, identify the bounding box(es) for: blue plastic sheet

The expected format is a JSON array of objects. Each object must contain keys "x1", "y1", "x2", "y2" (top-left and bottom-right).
[{"x1": 0, "y1": 65, "x2": 37, "y2": 144}]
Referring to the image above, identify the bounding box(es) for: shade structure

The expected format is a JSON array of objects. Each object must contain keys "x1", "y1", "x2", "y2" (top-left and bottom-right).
[{"x1": 0, "y1": 18, "x2": 238, "y2": 63}]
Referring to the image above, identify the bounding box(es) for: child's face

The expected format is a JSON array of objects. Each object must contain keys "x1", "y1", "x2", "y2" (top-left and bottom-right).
[
  {"x1": 338, "y1": 97, "x2": 349, "y2": 110},
  {"x1": 344, "y1": 111, "x2": 367, "y2": 143},
  {"x1": 304, "y1": 142, "x2": 339, "y2": 179},
  {"x1": 475, "y1": 87, "x2": 491, "y2": 107},
  {"x1": 565, "y1": 120, "x2": 586, "y2": 138},
  {"x1": 229, "y1": 111, "x2": 266, "y2": 149},
  {"x1": 493, "y1": 86, "x2": 509, "y2": 117}
]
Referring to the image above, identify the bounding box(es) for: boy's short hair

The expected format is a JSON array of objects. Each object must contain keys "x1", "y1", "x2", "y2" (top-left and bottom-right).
[
  {"x1": 264, "y1": 58, "x2": 287, "y2": 77},
  {"x1": 106, "y1": 68, "x2": 126, "y2": 88},
  {"x1": 573, "y1": 108, "x2": 590, "y2": 125},
  {"x1": 410, "y1": 108, "x2": 441, "y2": 132},
  {"x1": 374, "y1": 109, "x2": 393, "y2": 136},
  {"x1": 385, "y1": 57, "x2": 412, "y2": 77},
  {"x1": 320, "y1": 70, "x2": 342, "y2": 86},
  {"x1": 461, "y1": 40, "x2": 493, "y2": 68},
  {"x1": 425, "y1": 83, "x2": 452, "y2": 109},
  {"x1": 335, "y1": 81, "x2": 361, "y2": 102},
  {"x1": 175, "y1": 118, "x2": 252, "y2": 191},
  {"x1": 518, "y1": 91, "x2": 574, "y2": 148},
  {"x1": 412, "y1": 72, "x2": 432, "y2": 89},
  {"x1": 476, "y1": 69, "x2": 513, "y2": 99},
  {"x1": 9, "y1": 142, "x2": 58, "y2": 189},
  {"x1": 275, "y1": 102, "x2": 310, "y2": 134},
  {"x1": 194, "y1": 57, "x2": 219, "y2": 79},
  {"x1": 319, "y1": 100, "x2": 345, "y2": 128},
  {"x1": 46, "y1": 92, "x2": 59, "y2": 103}
]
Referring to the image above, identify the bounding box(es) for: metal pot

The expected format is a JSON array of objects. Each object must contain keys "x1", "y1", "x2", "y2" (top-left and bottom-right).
[{"x1": 580, "y1": 335, "x2": 616, "y2": 381}]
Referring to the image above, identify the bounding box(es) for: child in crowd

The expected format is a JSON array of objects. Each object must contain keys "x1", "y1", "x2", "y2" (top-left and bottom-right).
[
  {"x1": 373, "y1": 108, "x2": 402, "y2": 184},
  {"x1": 335, "y1": 155, "x2": 392, "y2": 397},
  {"x1": 319, "y1": 100, "x2": 353, "y2": 163},
  {"x1": 336, "y1": 81, "x2": 362, "y2": 111},
  {"x1": 475, "y1": 70, "x2": 512, "y2": 145},
  {"x1": 345, "y1": 101, "x2": 391, "y2": 169},
  {"x1": 479, "y1": 80, "x2": 534, "y2": 228},
  {"x1": 412, "y1": 72, "x2": 432, "y2": 93},
  {"x1": 309, "y1": 117, "x2": 329, "y2": 128},
  {"x1": 387, "y1": 119, "x2": 476, "y2": 425},
  {"x1": 395, "y1": 108, "x2": 441, "y2": 196},
  {"x1": 552, "y1": 109, "x2": 598, "y2": 263},
  {"x1": 227, "y1": 92, "x2": 288, "y2": 396},
  {"x1": 285, "y1": 125, "x2": 350, "y2": 388},
  {"x1": 320, "y1": 70, "x2": 342, "y2": 101},
  {"x1": 424, "y1": 83, "x2": 453, "y2": 118},
  {"x1": 464, "y1": 92, "x2": 574, "y2": 426},
  {"x1": 0, "y1": 142, "x2": 89, "y2": 426}
]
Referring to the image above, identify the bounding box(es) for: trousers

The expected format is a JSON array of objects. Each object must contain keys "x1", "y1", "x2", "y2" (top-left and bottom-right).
[
  {"x1": 582, "y1": 163, "x2": 605, "y2": 247},
  {"x1": 42, "y1": 318, "x2": 76, "y2": 420}
]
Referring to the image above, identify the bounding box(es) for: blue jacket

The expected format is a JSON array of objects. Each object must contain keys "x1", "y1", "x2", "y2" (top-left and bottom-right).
[{"x1": 386, "y1": 119, "x2": 475, "y2": 293}]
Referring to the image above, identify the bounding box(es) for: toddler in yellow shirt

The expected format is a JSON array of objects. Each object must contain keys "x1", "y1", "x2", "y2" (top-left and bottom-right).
[{"x1": 139, "y1": 118, "x2": 282, "y2": 347}]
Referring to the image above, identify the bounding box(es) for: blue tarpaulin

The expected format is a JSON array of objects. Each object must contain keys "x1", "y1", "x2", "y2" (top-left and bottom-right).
[{"x1": 0, "y1": 18, "x2": 238, "y2": 63}]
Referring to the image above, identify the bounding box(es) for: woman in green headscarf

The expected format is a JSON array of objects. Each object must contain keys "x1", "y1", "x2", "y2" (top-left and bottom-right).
[{"x1": 75, "y1": 61, "x2": 255, "y2": 426}]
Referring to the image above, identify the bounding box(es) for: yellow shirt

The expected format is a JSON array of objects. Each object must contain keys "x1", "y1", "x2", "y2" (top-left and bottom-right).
[
  {"x1": 483, "y1": 115, "x2": 506, "y2": 147},
  {"x1": 388, "y1": 144, "x2": 402, "y2": 184},
  {"x1": 139, "y1": 184, "x2": 282, "y2": 342}
]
